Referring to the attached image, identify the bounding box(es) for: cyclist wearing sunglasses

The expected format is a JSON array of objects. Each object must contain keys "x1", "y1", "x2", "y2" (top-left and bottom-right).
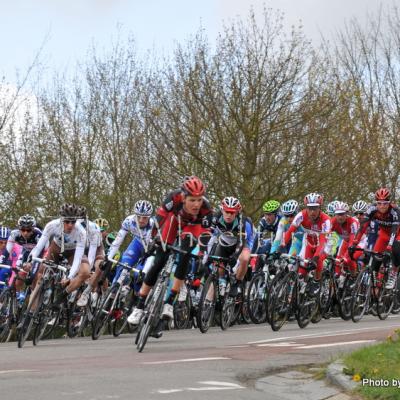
[
  {"x1": 29, "y1": 203, "x2": 90, "y2": 303},
  {"x1": 349, "y1": 188, "x2": 400, "y2": 289},
  {"x1": 2, "y1": 215, "x2": 42, "y2": 265}
]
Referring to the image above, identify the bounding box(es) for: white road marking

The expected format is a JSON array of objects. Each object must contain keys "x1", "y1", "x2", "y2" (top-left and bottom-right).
[
  {"x1": 158, "y1": 389, "x2": 184, "y2": 394},
  {"x1": 156, "y1": 381, "x2": 244, "y2": 394},
  {"x1": 224, "y1": 345, "x2": 250, "y2": 348},
  {"x1": 143, "y1": 357, "x2": 231, "y2": 365},
  {"x1": 199, "y1": 381, "x2": 244, "y2": 387},
  {"x1": 296, "y1": 340, "x2": 376, "y2": 349},
  {"x1": 247, "y1": 324, "x2": 400, "y2": 345},
  {"x1": 257, "y1": 341, "x2": 300, "y2": 347},
  {"x1": 0, "y1": 369, "x2": 37, "y2": 374}
]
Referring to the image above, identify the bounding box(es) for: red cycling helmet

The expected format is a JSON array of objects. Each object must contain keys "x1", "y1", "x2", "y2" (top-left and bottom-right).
[
  {"x1": 181, "y1": 176, "x2": 206, "y2": 196},
  {"x1": 375, "y1": 187, "x2": 391, "y2": 202},
  {"x1": 221, "y1": 196, "x2": 242, "y2": 213}
]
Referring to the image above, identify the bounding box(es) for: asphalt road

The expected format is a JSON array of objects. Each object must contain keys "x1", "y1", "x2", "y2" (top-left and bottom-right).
[{"x1": 1, "y1": 315, "x2": 399, "y2": 400}]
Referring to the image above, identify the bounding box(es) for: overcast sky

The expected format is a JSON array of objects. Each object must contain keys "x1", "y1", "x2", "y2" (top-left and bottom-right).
[{"x1": 0, "y1": 0, "x2": 386, "y2": 84}]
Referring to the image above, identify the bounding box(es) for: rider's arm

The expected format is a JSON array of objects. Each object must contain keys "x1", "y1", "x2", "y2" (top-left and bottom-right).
[
  {"x1": 29, "y1": 229, "x2": 51, "y2": 260},
  {"x1": 271, "y1": 219, "x2": 286, "y2": 253},
  {"x1": 68, "y1": 225, "x2": 87, "y2": 279},
  {"x1": 108, "y1": 228, "x2": 128, "y2": 260},
  {"x1": 283, "y1": 211, "x2": 303, "y2": 246}
]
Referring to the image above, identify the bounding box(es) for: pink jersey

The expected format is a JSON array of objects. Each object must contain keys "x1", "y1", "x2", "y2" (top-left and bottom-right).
[{"x1": 1, "y1": 243, "x2": 22, "y2": 286}]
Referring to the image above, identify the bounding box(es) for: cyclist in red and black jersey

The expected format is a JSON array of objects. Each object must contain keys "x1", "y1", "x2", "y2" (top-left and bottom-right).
[
  {"x1": 349, "y1": 188, "x2": 400, "y2": 289},
  {"x1": 127, "y1": 176, "x2": 212, "y2": 328}
]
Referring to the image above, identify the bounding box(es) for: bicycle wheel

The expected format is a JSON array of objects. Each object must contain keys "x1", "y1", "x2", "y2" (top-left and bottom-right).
[
  {"x1": 392, "y1": 275, "x2": 400, "y2": 314},
  {"x1": 296, "y1": 286, "x2": 318, "y2": 329},
  {"x1": 113, "y1": 291, "x2": 137, "y2": 337},
  {"x1": 66, "y1": 289, "x2": 87, "y2": 338},
  {"x1": 220, "y1": 280, "x2": 235, "y2": 330},
  {"x1": 247, "y1": 273, "x2": 267, "y2": 324},
  {"x1": 33, "y1": 287, "x2": 62, "y2": 345},
  {"x1": 91, "y1": 288, "x2": 116, "y2": 340},
  {"x1": 196, "y1": 275, "x2": 217, "y2": 333},
  {"x1": 266, "y1": 271, "x2": 286, "y2": 324},
  {"x1": 351, "y1": 269, "x2": 371, "y2": 323},
  {"x1": 17, "y1": 284, "x2": 43, "y2": 348},
  {"x1": 137, "y1": 285, "x2": 166, "y2": 353},
  {"x1": 0, "y1": 289, "x2": 14, "y2": 342},
  {"x1": 270, "y1": 273, "x2": 296, "y2": 332},
  {"x1": 377, "y1": 278, "x2": 394, "y2": 320},
  {"x1": 338, "y1": 275, "x2": 353, "y2": 320},
  {"x1": 173, "y1": 290, "x2": 192, "y2": 330},
  {"x1": 312, "y1": 271, "x2": 332, "y2": 323}
]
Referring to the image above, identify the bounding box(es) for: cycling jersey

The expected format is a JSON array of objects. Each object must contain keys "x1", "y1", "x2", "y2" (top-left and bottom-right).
[
  {"x1": 284, "y1": 210, "x2": 331, "y2": 275},
  {"x1": 271, "y1": 217, "x2": 304, "y2": 255},
  {"x1": 353, "y1": 205, "x2": 400, "y2": 249},
  {"x1": 30, "y1": 219, "x2": 87, "y2": 279},
  {"x1": 78, "y1": 220, "x2": 103, "y2": 267},
  {"x1": 0, "y1": 243, "x2": 22, "y2": 288},
  {"x1": 108, "y1": 215, "x2": 154, "y2": 260},
  {"x1": 211, "y1": 211, "x2": 254, "y2": 250},
  {"x1": 4, "y1": 227, "x2": 42, "y2": 261}
]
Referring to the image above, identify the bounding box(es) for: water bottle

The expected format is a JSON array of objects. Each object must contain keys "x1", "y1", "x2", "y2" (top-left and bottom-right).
[{"x1": 218, "y1": 278, "x2": 227, "y2": 296}]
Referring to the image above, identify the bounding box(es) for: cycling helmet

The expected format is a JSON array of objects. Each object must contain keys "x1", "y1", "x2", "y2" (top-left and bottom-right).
[
  {"x1": 181, "y1": 176, "x2": 206, "y2": 196},
  {"x1": 262, "y1": 200, "x2": 280, "y2": 213},
  {"x1": 77, "y1": 206, "x2": 87, "y2": 219},
  {"x1": 105, "y1": 232, "x2": 116, "y2": 247},
  {"x1": 18, "y1": 215, "x2": 36, "y2": 229},
  {"x1": 0, "y1": 226, "x2": 10, "y2": 241},
  {"x1": 134, "y1": 200, "x2": 153, "y2": 216},
  {"x1": 59, "y1": 203, "x2": 80, "y2": 219},
  {"x1": 304, "y1": 193, "x2": 323, "y2": 207},
  {"x1": 352, "y1": 200, "x2": 368, "y2": 214},
  {"x1": 281, "y1": 200, "x2": 299, "y2": 216},
  {"x1": 375, "y1": 187, "x2": 391, "y2": 202},
  {"x1": 333, "y1": 201, "x2": 349, "y2": 214},
  {"x1": 326, "y1": 201, "x2": 338, "y2": 216},
  {"x1": 221, "y1": 196, "x2": 242, "y2": 213},
  {"x1": 95, "y1": 218, "x2": 109, "y2": 231}
]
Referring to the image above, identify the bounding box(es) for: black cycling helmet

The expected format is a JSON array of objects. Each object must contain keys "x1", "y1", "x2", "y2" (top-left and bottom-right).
[
  {"x1": 59, "y1": 203, "x2": 80, "y2": 219},
  {"x1": 18, "y1": 215, "x2": 36, "y2": 229}
]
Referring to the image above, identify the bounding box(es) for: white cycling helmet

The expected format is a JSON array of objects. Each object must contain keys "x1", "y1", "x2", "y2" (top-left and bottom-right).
[
  {"x1": 333, "y1": 201, "x2": 349, "y2": 214},
  {"x1": 304, "y1": 192, "x2": 323, "y2": 207},
  {"x1": 134, "y1": 200, "x2": 153, "y2": 216},
  {"x1": 352, "y1": 200, "x2": 368, "y2": 214},
  {"x1": 281, "y1": 200, "x2": 299, "y2": 216},
  {"x1": 326, "y1": 201, "x2": 339, "y2": 216}
]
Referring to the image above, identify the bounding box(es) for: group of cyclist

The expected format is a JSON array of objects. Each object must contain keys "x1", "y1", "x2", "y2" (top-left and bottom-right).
[{"x1": 0, "y1": 175, "x2": 399, "y2": 343}]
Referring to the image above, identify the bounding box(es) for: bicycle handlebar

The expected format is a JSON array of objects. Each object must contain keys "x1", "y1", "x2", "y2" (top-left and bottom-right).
[{"x1": 32, "y1": 257, "x2": 68, "y2": 273}]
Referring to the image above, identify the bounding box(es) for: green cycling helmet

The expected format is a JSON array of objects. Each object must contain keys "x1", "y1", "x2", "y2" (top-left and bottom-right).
[
  {"x1": 262, "y1": 200, "x2": 281, "y2": 213},
  {"x1": 105, "y1": 232, "x2": 116, "y2": 247}
]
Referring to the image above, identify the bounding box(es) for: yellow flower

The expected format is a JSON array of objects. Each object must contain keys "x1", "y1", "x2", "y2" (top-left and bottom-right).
[
  {"x1": 353, "y1": 374, "x2": 362, "y2": 382},
  {"x1": 372, "y1": 368, "x2": 379, "y2": 374}
]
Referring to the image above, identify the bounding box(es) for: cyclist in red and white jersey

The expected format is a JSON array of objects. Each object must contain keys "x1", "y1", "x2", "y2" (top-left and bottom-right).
[{"x1": 283, "y1": 192, "x2": 331, "y2": 295}]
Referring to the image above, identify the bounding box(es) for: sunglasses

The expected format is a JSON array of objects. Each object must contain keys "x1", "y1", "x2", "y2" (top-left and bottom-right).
[
  {"x1": 64, "y1": 220, "x2": 76, "y2": 225},
  {"x1": 20, "y1": 228, "x2": 33, "y2": 233},
  {"x1": 354, "y1": 212, "x2": 364, "y2": 216},
  {"x1": 377, "y1": 201, "x2": 390, "y2": 205}
]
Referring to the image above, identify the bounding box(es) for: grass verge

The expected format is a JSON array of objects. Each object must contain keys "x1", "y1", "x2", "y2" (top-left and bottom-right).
[{"x1": 343, "y1": 329, "x2": 400, "y2": 400}]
